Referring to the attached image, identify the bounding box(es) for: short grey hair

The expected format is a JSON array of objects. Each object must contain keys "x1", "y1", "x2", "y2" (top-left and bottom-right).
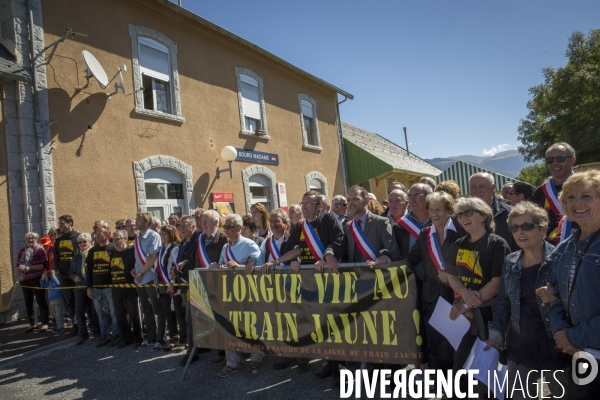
[
  {"x1": 454, "y1": 197, "x2": 495, "y2": 233},
  {"x1": 151, "y1": 217, "x2": 162, "y2": 228},
  {"x1": 331, "y1": 195, "x2": 346, "y2": 205},
  {"x1": 180, "y1": 215, "x2": 196, "y2": 228},
  {"x1": 225, "y1": 213, "x2": 243, "y2": 226},
  {"x1": 389, "y1": 189, "x2": 407, "y2": 200},
  {"x1": 77, "y1": 232, "x2": 92, "y2": 243},
  {"x1": 112, "y1": 230, "x2": 128, "y2": 240},
  {"x1": 95, "y1": 220, "x2": 108, "y2": 228},
  {"x1": 470, "y1": 172, "x2": 494, "y2": 185},
  {"x1": 203, "y1": 210, "x2": 220, "y2": 223},
  {"x1": 25, "y1": 232, "x2": 39, "y2": 240},
  {"x1": 193, "y1": 207, "x2": 205, "y2": 217},
  {"x1": 546, "y1": 142, "x2": 576, "y2": 157},
  {"x1": 410, "y1": 183, "x2": 433, "y2": 195},
  {"x1": 270, "y1": 208, "x2": 290, "y2": 224},
  {"x1": 288, "y1": 204, "x2": 302, "y2": 214}
]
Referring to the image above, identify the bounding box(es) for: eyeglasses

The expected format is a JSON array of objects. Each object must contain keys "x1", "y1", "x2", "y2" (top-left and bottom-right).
[
  {"x1": 223, "y1": 224, "x2": 239, "y2": 230},
  {"x1": 115, "y1": 226, "x2": 123, "y2": 230},
  {"x1": 456, "y1": 209, "x2": 475, "y2": 219},
  {"x1": 428, "y1": 208, "x2": 447, "y2": 214},
  {"x1": 407, "y1": 193, "x2": 426, "y2": 200},
  {"x1": 566, "y1": 194, "x2": 596, "y2": 203},
  {"x1": 77, "y1": 241, "x2": 88, "y2": 245},
  {"x1": 545, "y1": 155, "x2": 572, "y2": 164},
  {"x1": 508, "y1": 223, "x2": 538, "y2": 233},
  {"x1": 334, "y1": 203, "x2": 348, "y2": 207},
  {"x1": 300, "y1": 202, "x2": 319, "y2": 207}
]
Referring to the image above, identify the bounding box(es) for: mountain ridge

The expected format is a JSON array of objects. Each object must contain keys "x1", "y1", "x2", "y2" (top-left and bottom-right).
[{"x1": 425, "y1": 150, "x2": 533, "y2": 178}]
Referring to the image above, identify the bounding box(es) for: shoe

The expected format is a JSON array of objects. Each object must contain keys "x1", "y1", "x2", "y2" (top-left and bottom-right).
[
  {"x1": 175, "y1": 344, "x2": 187, "y2": 352},
  {"x1": 211, "y1": 355, "x2": 225, "y2": 363},
  {"x1": 107, "y1": 337, "x2": 121, "y2": 348},
  {"x1": 75, "y1": 336, "x2": 89, "y2": 345},
  {"x1": 132, "y1": 341, "x2": 143, "y2": 350},
  {"x1": 25, "y1": 326, "x2": 35, "y2": 333},
  {"x1": 151, "y1": 342, "x2": 163, "y2": 351},
  {"x1": 116, "y1": 341, "x2": 132, "y2": 349},
  {"x1": 246, "y1": 361, "x2": 261, "y2": 374},
  {"x1": 94, "y1": 336, "x2": 103, "y2": 342},
  {"x1": 217, "y1": 365, "x2": 240, "y2": 378},
  {"x1": 138, "y1": 340, "x2": 153, "y2": 350},
  {"x1": 65, "y1": 317, "x2": 72, "y2": 324},
  {"x1": 297, "y1": 362, "x2": 309, "y2": 374},
  {"x1": 70, "y1": 325, "x2": 79, "y2": 337},
  {"x1": 273, "y1": 359, "x2": 296, "y2": 370},
  {"x1": 163, "y1": 342, "x2": 176, "y2": 352},
  {"x1": 95, "y1": 337, "x2": 111, "y2": 348},
  {"x1": 315, "y1": 364, "x2": 332, "y2": 379},
  {"x1": 52, "y1": 327, "x2": 65, "y2": 334},
  {"x1": 178, "y1": 353, "x2": 199, "y2": 367},
  {"x1": 40, "y1": 324, "x2": 49, "y2": 332}
]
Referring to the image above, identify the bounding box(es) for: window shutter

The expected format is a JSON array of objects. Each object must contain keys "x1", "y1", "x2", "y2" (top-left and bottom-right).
[
  {"x1": 241, "y1": 81, "x2": 261, "y2": 120},
  {"x1": 139, "y1": 43, "x2": 170, "y2": 82},
  {"x1": 301, "y1": 100, "x2": 313, "y2": 118}
]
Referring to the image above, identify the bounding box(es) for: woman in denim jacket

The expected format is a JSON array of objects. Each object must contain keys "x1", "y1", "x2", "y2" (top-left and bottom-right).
[
  {"x1": 546, "y1": 170, "x2": 600, "y2": 399},
  {"x1": 486, "y1": 202, "x2": 569, "y2": 399}
]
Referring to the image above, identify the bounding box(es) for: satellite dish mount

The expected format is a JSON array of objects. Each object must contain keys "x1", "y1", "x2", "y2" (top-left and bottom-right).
[{"x1": 78, "y1": 50, "x2": 144, "y2": 99}]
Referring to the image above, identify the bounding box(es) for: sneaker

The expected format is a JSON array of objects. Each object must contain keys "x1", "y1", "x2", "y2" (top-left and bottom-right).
[
  {"x1": 116, "y1": 341, "x2": 132, "y2": 349},
  {"x1": 138, "y1": 340, "x2": 153, "y2": 350},
  {"x1": 95, "y1": 337, "x2": 111, "y2": 348},
  {"x1": 151, "y1": 342, "x2": 163, "y2": 351},
  {"x1": 178, "y1": 353, "x2": 199, "y2": 367},
  {"x1": 75, "y1": 336, "x2": 89, "y2": 345},
  {"x1": 217, "y1": 365, "x2": 241, "y2": 378},
  {"x1": 175, "y1": 344, "x2": 187, "y2": 352},
  {"x1": 163, "y1": 342, "x2": 176, "y2": 352},
  {"x1": 65, "y1": 317, "x2": 72, "y2": 324},
  {"x1": 52, "y1": 327, "x2": 65, "y2": 334},
  {"x1": 246, "y1": 361, "x2": 261, "y2": 374},
  {"x1": 107, "y1": 336, "x2": 121, "y2": 348}
]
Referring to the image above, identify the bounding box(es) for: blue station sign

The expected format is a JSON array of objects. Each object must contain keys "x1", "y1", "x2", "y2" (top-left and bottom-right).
[{"x1": 235, "y1": 148, "x2": 279, "y2": 165}]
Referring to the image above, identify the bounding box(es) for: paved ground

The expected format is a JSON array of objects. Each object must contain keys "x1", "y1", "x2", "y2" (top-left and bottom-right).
[{"x1": 0, "y1": 320, "x2": 73, "y2": 364}]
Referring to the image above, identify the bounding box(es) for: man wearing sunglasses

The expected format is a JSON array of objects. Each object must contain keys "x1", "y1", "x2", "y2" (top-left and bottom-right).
[
  {"x1": 531, "y1": 142, "x2": 577, "y2": 244},
  {"x1": 330, "y1": 195, "x2": 348, "y2": 224}
]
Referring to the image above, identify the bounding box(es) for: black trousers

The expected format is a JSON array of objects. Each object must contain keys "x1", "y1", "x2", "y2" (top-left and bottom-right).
[
  {"x1": 423, "y1": 297, "x2": 455, "y2": 371},
  {"x1": 112, "y1": 292, "x2": 142, "y2": 344},
  {"x1": 56, "y1": 274, "x2": 76, "y2": 321},
  {"x1": 173, "y1": 294, "x2": 187, "y2": 344},
  {"x1": 21, "y1": 279, "x2": 49, "y2": 326},
  {"x1": 158, "y1": 293, "x2": 178, "y2": 340},
  {"x1": 74, "y1": 289, "x2": 100, "y2": 338}
]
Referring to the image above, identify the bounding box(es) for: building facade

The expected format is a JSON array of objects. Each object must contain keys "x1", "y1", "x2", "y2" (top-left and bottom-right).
[{"x1": 0, "y1": 0, "x2": 351, "y2": 319}]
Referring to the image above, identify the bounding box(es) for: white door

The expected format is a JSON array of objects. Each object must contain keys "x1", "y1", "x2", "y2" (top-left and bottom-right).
[{"x1": 145, "y1": 168, "x2": 185, "y2": 220}]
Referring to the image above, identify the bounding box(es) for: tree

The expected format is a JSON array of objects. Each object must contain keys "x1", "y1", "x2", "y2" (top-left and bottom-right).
[
  {"x1": 517, "y1": 163, "x2": 548, "y2": 187},
  {"x1": 518, "y1": 30, "x2": 600, "y2": 164}
]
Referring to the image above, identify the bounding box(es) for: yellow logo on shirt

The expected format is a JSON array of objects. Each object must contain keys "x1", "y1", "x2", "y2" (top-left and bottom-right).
[
  {"x1": 456, "y1": 249, "x2": 483, "y2": 278},
  {"x1": 59, "y1": 240, "x2": 74, "y2": 251}
]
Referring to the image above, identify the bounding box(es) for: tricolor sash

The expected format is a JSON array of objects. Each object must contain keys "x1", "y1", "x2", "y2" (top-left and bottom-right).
[
  {"x1": 197, "y1": 233, "x2": 211, "y2": 268},
  {"x1": 224, "y1": 243, "x2": 239, "y2": 263},
  {"x1": 134, "y1": 235, "x2": 146, "y2": 265},
  {"x1": 541, "y1": 179, "x2": 562, "y2": 215},
  {"x1": 157, "y1": 245, "x2": 170, "y2": 284},
  {"x1": 301, "y1": 220, "x2": 326, "y2": 261},
  {"x1": 398, "y1": 215, "x2": 423, "y2": 239},
  {"x1": 349, "y1": 219, "x2": 377, "y2": 261},
  {"x1": 426, "y1": 227, "x2": 445, "y2": 271},
  {"x1": 267, "y1": 235, "x2": 282, "y2": 262},
  {"x1": 558, "y1": 215, "x2": 573, "y2": 242}
]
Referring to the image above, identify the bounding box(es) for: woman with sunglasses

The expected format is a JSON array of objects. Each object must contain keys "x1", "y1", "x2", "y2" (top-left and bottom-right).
[
  {"x1": 156, "y1": 225, "x2": 181, "y2": 351},
  {"x1": 485, "y1": 202, "x2": 569, "y2": 399},
  {"x1": 446, "y1": 197, "x2": 510, "y2": 394}
]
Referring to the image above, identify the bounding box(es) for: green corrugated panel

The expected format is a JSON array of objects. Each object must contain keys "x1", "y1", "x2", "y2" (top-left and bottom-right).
[
  {"x1": 435, "y1": 160, "x2": 515, "y2": 195},
  {"x1": 343, "y1": 139, "x2": 393, "y2": 186}
]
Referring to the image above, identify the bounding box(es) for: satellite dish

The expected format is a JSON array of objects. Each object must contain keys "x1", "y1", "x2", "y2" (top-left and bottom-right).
[{"x1": 82, "y1": 50, "x2": 109, "y2": 88}]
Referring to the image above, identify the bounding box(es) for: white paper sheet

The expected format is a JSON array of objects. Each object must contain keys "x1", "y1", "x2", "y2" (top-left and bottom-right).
[
  {"x1": 428, "y1": 297, "x2": 471, "y2": 350},
  {"x1": 463, "y1": 338, "x2": 508, "y2": 400}
]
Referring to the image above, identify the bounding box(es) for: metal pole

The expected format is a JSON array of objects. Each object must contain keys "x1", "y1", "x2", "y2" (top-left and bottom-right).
[
  {"x1": 403, "y1": 127, "x2": 409, "y2": 155},
  {"x1": 180, "y1": 346, "x2": 197, "y2": 381}
]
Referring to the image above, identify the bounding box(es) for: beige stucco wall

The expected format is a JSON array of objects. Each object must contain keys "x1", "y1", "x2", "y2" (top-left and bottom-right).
[
  {"x1": 0, "y1": 82, "x2": 14, "y2": 310},
  {"x1": 41, "y1": 0, "x2": 345, "y2": 232}
]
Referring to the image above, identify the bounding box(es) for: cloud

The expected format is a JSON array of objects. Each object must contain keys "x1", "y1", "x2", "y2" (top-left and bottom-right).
[{"x1": 482, "y1": 144, "x2": 512, "y2": 156}]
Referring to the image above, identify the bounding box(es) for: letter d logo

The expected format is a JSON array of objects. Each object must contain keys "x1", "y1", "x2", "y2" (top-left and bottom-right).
[{"x1": 572, "y1": 351, "x2": 598, "y2": 386}]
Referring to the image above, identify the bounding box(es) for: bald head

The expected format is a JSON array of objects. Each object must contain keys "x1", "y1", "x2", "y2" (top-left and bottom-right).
[{"x1": 469, "y1": 172, "x2": 496, "y2": 204}]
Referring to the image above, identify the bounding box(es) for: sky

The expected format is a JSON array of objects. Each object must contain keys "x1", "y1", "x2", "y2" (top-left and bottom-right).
[{"x1": 181, "y1": 0, "x2": 600, "y2": 160}]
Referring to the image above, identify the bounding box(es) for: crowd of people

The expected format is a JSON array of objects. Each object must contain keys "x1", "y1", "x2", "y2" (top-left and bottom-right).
[{"x1": 15, "y1": 141, "x2": 600, "y2": 399}]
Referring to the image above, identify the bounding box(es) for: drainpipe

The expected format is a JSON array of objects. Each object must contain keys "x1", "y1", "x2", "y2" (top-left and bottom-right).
[
  {"x1": 335, "y1": 94, "x2": 349, "y2": 195},
  {"x1": 28, "y1": 0, "x2": 49, "y2": 234}
]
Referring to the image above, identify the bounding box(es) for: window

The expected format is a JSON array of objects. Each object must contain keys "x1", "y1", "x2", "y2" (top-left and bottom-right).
[
  {"x1": 249, "y1": 174, "x2": 272, "y2": 210},
  {"x1": 129, "y1": 25, "x2": 184, "y2": 122},
  {"x1": 298, "y1": 94, "x2": 321, "y2": 150},
  {"x1": 143, "y1": 168, "x2": 185, "y2": 220},
  {"x1": 235, "y1": 67, "x2": 268, "y2": 138},
  {"x1": 305, "y1": 172, "x2": 329, "y2": 196},
  {"x1": 242, "y1": 165, "x2": 279, "y2": 213},
  {"x1": 309, "y1": 178, "x2": 324, "y2": 194}
]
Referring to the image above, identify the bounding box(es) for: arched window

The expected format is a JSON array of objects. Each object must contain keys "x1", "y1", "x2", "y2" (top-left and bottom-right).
[
  {"x1": 242, "y1": 165, "x2": 278, "y2": 213},
  {"x1": 309, "y1": 178, "x2": 324, "y2": 194},
  {"x1": 144, "y1": 168, "x2": 184, "y2": 220},
  {"x1": 249, "y1": 174, "x2": 272, "y2": 210},
  {"x1": 305, "y1": 171, "x2": 329, "y2": 196}
]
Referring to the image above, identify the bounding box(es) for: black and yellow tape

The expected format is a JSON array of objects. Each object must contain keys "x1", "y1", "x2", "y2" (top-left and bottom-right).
[{"x1": 21, "y1": 283, "x2": 189, "y2": 290}]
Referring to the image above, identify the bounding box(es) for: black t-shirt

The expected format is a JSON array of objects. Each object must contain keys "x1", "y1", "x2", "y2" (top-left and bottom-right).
[
  {"x1": 284, "y1": 213, "x2": 344, "y2": 264},
  {"x1": 54, "y1": 230, "x2": 79, "y2": 276},
  {"x1": 86, "y1": 243, "x2": 115, "y2": 288},
  {"x1": 110, "y1": 247, "x2": 137, "y2": 298}
]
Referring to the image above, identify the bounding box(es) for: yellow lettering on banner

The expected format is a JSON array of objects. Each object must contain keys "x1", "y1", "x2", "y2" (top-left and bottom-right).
[
  {"x1": 361, "y1": 311, "x2": 378, "y2": 344},
  {"x1": 373, "y1": 269, "x2": 391, "y2": 299},
  {"x1": 223, "y1": 276, "x2": 232, "y2": 302},
  {"x1": 233, "y1": 275, "x2": 246, "y2": 302},
  {"x1": 381, "y1": 310, "x2": 398, "y2": 345},
  {"x1": 260, "y1": 312, "x2": 274, "y2": 340},
  {"x1": 283, "y1": 313, "x2": 298, "y2": 342},
  {"x1": 314, "y1": 273, "x2": 329, "y2": 303},
  {"x1": 243, "y1": 311, "x2": 258, "y2": 339},
  {"x1": 339, "y1": 313, "x2": 358, "y2": 344},
  {"x1": 331, "y1": 273, "x2": 341, "y2": 303},
  {"x1": 326, "y1": 314, "x2": 342, "y2": 343},
  {"x1": 260, "y1": 274, "x2": 273, "y2": 303},
  {"x1": 344, "y1": 272, "x2": 358, "y2": 303},
  {"x1": 229, "y1": 311, "x2": 242, "y2": 337},
  {"x1": 246, "y1": 275, "x2": 260, "y2": 302},
  {"x1": 389, "y1": 265, "x2": 409, "y2": 299},
  {"x1": 275, "y1": 274, "x2": 287, "y2": 303},
  {"x1": 311, "y1": 314, "x2": 323, "y2": 343},
  {"x1": 275, "y1": 312, "x2": 284, "y2": 341},
  {"x1": 290, "y1": 274, "x2": 302, "y2": 303}
]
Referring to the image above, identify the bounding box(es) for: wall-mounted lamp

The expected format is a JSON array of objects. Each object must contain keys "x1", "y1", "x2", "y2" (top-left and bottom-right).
[{"x1": 217, "y1": 146, "x2": 237, "y2": 179}]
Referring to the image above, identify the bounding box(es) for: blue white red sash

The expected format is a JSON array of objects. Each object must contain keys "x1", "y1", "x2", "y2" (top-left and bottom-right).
[
  {"x1": 426, "y1": 227, "x2": 445, "y2": 271},
  {"x1": 134, "y1": 235, "x2": 146, "y2": 264},
  {"x1": 197, "y1": 233, "x2": 211, "y2": 268},
  {"x1": 224, "y1": 243, "x2": 239, "y2": 263},
  {"x1": 398, "y1": 215, "x2": 423, "y2": 239},
  {"x1": 301, "y1": 220, "x2": 325, "y2": 261},
  {"x1": 541, "y1": 179, "x2": 562, "y2": 215},
  {"x1": 349, "y1": 219, "x2": 377, "y2": 261},
  {"x1": 558, "y1": 215, "x2": 573, "y2": 242},
  {"x1": 157, "y1": 245, "x2": 170, "y2": 284},
  {"x1": 267, "y1": 235, "x2": 282, "y2": 262}
]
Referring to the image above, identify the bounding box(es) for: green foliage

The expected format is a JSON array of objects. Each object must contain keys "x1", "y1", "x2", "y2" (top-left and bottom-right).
[
  {"x1": 517, "y1": 163, "x2": 548, "y2": 187},
  {"x1": 518, "y1": 29, "x2": 600, "y2": 164}
]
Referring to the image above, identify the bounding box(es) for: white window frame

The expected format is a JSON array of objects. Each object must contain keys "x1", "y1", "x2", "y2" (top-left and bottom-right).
[
  {"x1": 242, "y1": 165, "x2": 278, "y2": 213},
  {"x1": 235, "y1": 67, "x2": 269, "y2": 139},
  {"x1": 298, "y1": 93, "x2": 321, "y2": 151},
  {"x1": 129, "y1": 25, "x2": 184, "y2": 123},
  {"x1": 305, "y1": 171, "x2": 329, "y2": 196}
]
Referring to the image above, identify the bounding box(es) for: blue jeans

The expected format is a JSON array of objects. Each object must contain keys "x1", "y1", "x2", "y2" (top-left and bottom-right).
[{"x1": 92, "y1": 288, "x2": 120, "y2": 338}]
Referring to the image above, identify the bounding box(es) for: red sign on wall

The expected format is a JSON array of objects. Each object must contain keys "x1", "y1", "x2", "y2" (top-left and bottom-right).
[{"x1": 212, "y1": 192, "x2": 234, "y2": 202}]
